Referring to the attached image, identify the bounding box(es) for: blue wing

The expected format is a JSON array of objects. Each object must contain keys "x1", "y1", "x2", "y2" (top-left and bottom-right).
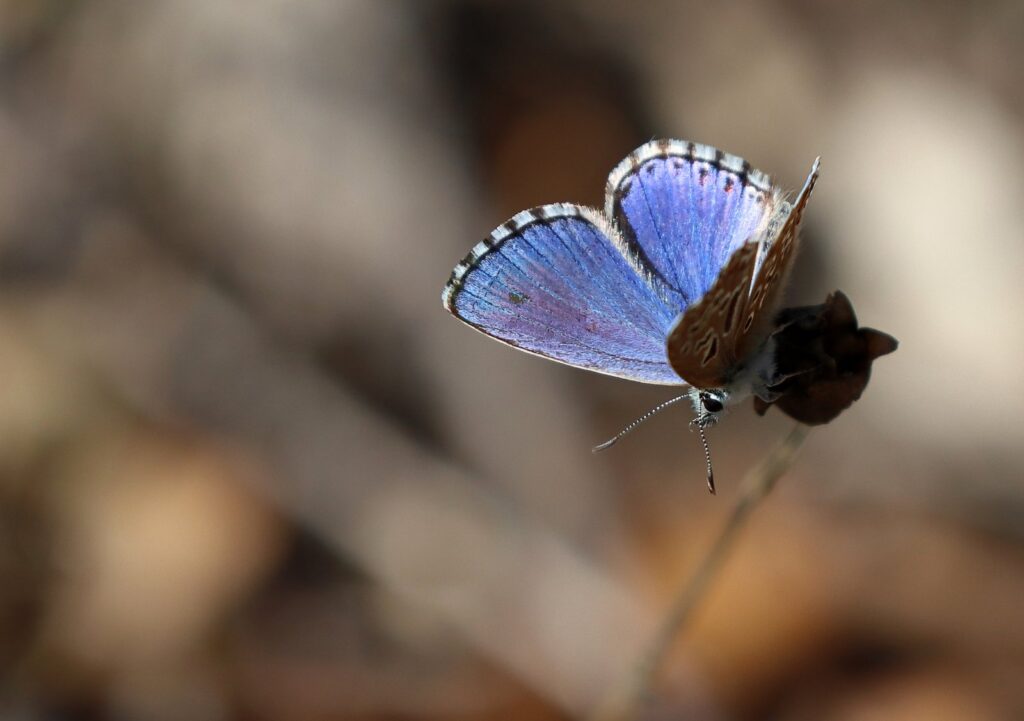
[
  {"x1": 442, "y1": 203, "x2": 686, "y2": 385},
  {"x1": 605, "y1": 140, "x2": 780, "y2": 307}
]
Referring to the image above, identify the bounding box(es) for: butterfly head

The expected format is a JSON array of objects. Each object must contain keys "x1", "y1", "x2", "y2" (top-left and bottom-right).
[
  {"x1": 689, "y1": 388, "x2": 729, "y2": 494},
  {"x1": 693, "y1": 388, "x2": 728, "y2": 429}
]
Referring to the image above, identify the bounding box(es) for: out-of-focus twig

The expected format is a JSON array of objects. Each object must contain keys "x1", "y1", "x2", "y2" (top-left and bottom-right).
[{"x1": 590, "y1": 424, "x2": 811, "y2": 721}]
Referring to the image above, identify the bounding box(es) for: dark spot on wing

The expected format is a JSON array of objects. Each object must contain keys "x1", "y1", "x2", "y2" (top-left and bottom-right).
[
  {"x1": 508, "y1": 291, "x2": 529, "y2": 305},
  {"x1": 723, "y1": 176, "x2": 735, "y2": 193}
]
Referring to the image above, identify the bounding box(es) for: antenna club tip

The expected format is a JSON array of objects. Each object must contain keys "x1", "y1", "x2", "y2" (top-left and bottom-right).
[{"x1": 698, "y1": 424, "x2": 716, "y2": 495}]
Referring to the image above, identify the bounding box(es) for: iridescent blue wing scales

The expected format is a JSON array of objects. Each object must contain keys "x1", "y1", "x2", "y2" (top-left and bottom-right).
[
  {"x1": 605, "y1": 140, "x2": 779, "y2": 308},
  {"x1": 443, "y1": 141, "x2": 819, "y2": 392},
  {"x1": 442, "y1": 204, "x2": 687, "y2": 385},
  {"x1": 666, "y1": 157, "x2": 821, "y2": 386}
]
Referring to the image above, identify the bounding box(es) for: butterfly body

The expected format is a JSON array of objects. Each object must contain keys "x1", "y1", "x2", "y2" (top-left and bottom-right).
[{"x1": 443, "y1": 139, "x2": 818, "y2": 430}]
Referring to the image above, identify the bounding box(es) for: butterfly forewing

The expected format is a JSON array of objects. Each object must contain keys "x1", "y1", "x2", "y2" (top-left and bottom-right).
[
  {"x1": 735, "y1": 159, "x2": 820, "y2": 359},
  {"x1": 665, "y1": 243, "x2": 760, "y2": 388},
  {"x1": 442, "y1": 203, "x2": 687, "y2": 385}
]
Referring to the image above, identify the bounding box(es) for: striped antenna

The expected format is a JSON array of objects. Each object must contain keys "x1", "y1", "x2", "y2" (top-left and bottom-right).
[
  {"x1": 699, "y1": 424, "x2": 716, "y2": 495},
  {"x1": 592, "y1": 393, "x2": 691, "y2": 452}
]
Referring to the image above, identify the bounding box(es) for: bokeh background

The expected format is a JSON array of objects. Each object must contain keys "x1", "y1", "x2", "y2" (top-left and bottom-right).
[{"x1": 1, "y1": 1, "x2": 1023, "y2": 720}]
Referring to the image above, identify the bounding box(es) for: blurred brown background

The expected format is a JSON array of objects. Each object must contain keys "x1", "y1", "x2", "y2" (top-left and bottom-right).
[{"x1": 1, "y1": 1, "x2": 1023, "y2": 720}]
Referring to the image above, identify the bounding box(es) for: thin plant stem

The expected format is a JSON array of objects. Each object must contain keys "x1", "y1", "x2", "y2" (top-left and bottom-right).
[{"x1": 590, "y1": 423, "x2": 811, "y2": 721}]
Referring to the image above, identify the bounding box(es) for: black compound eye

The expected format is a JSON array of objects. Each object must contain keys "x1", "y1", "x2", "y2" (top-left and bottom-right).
[{"x1": 701, "y1": 396, "x2": 724, "y2": 413}]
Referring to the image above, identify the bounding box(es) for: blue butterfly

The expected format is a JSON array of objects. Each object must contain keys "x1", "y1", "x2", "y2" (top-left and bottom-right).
[{"x1": 442, "y1": 139, "x2": 819, "y2": 491}]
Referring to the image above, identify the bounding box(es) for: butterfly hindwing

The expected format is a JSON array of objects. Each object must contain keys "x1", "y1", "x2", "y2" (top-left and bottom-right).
[
  {"x1": 443, "y1": 203, "x2": 687, "y2": 385},
  {"x1": 605, "y1": 140, "x2": 778, "y2": 308}
]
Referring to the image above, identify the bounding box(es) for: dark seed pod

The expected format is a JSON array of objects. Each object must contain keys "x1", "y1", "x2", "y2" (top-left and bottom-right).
[{"x1": 754, "y1": 291, "x2": 898, "y2": 425}]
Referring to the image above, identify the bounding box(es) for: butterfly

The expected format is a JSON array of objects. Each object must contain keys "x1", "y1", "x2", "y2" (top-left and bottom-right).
[{"x1": 442, "y1": 139, "x2": 819, "y2": 492}]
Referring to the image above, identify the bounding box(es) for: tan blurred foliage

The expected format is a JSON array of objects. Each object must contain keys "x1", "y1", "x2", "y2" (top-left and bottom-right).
[{"x1": 0, "y1": 1, "x2": 1023, "y2": 720}]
